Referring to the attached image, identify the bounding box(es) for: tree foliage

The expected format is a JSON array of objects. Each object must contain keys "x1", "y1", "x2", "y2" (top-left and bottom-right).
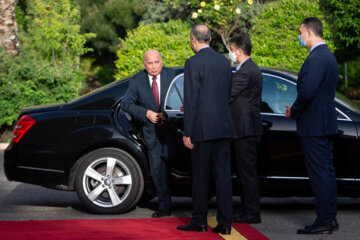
[
  {"x1": 0, "y1": 0, "x2": 93, "y2": 129},
  {"x1": 24, "y1": 0, "x2": 95, "y2": 66},
  {"x1": 320, "y1": 0, "x2": 360, "y2": 50},
  {"x1": 78, "y1": 0, "x2": 146, "y2": 84},
  {"x1": 0, "y1": 47, "x2": 84, "y2": 128},
  {"x1": 319, "y1": 0, "x2": 360, "y2": 62},
  {"x1": 115, "y1": 20, "x2": 193, "y2": 80},
  {"x1": 250, "y1": 0, "x2": 335, "y2": 72},
  {"x1": 141, "y1": 0, "x2": 179, "y2": 24},
  {"x1": 338, "y1": 58, "x2": 360, "y2": 99},
  {"x1": 79, "y1": 0, "x2": 145, "y2": 55},
  {"x1": 164, "y1": 0, "x2": 261, "y2": 50}
]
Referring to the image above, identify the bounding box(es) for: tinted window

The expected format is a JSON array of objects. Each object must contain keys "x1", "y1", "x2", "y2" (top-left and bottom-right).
[
  {"x1": 165, "y1": 75, "x2": 184, "y2": 110},
  {"x1": 335, "y1": 92, "x2": 360, "y2": 113},
  {"x1": 261, "y1": 74, "x2": 297, "y2": 114}
]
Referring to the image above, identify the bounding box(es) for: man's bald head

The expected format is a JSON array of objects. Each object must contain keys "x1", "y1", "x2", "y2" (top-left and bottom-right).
[
  {"x1": 143, "y1": 49, "x2": 163, "y2": 76},
  {"x1": 191, "y1": 24, "x2": 211, "y2": 43},
  {"x1": 143, "y1": 50, "x2": 162, "y2": 63}
]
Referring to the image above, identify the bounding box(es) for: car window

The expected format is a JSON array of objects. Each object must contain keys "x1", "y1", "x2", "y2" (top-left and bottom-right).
[
  {"x1": 261, "y1": 74, "x2": 297, "y2": 114},
  {"x1": 335, "y1": 92, "x2": 360, "y2": 113},
  {"x1": 165, "y1": 74, "x2": 184, "y2": 111},
  {"x1": 336, "y1": 109, "x2": 349, "y2": 120}
]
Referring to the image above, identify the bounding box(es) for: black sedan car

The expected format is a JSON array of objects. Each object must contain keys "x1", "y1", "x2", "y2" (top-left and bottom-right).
[{"x1": 4, "y1": 67, "x2": 360, "y2": 214}]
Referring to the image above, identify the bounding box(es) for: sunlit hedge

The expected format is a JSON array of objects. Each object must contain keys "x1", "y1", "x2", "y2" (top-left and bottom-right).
[
  {"x1": 115, "y1": 19, "x2": 194, "y2": 80},
  {"x1": 250, "y1": 0, "x2": 335, "y2": 72}
]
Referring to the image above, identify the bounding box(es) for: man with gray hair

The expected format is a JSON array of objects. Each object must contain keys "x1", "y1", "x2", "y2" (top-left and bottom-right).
[
  {"x1": 121, "y1": 50, "x2": 176, "y2": 218},
  {"x1": 177, "y1": 24, "x2": 236, "y2": 235}
]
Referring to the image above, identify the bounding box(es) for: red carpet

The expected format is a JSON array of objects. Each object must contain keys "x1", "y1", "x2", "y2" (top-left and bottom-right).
[{"x1": 0, "y1": 217, "x2": 269, "y2": 240}]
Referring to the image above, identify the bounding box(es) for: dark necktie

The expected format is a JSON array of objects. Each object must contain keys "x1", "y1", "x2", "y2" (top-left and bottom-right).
[{"x1": 152, "y1": 76, "x2": 160, "y2": 108}]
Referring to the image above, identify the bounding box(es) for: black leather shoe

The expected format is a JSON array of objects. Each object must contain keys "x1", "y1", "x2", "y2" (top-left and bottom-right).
[
  {"x1": 151, "y1": 210, "x2": 171, "y2": 218},
  {"x1": 234, "y1": 215, "x2": 261, "y2": 224},
  {"x1": 211, "y1": 224, "x2": 231, "y2": 235},
  {"x1": 177, "y1": 223, "x2": 207, "y2": 232},
  {"x1": 332, "y1": 219, "x2": 339, "y2": 231},
  {"x1": 306, "y1": 220, "x2": 339, "y2": 231},
  {"x1": 233, "y1": 213, "x2": 246, "y2": 219},
  {"x1": 297, "y1": 223, "x2": 335, "y2": 234}
]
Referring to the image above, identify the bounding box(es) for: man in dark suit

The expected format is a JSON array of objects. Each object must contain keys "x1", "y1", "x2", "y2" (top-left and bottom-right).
[
  {"x1": 285, "y1": 17, "x2": 338, "y2": 234},
  {"x1": 121, "y1": 49, "x2": 176, "y2": 218},
  {"x1": 177, "y1": 24, "x2": 236, "y2": 235},
  {"x1": 228, "y1": 35, "x2": 263, "y2": 224}
]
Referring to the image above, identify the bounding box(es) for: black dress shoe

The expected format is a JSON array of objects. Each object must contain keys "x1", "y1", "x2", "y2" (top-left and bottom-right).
[
  {"x1": 233, "y1": 213, "x2": 246, "y2": 219},
  {"x1": 234, "y1": 215, "x2": 261, "y2": 224},
  {"x1": 151, "y1": 210, "x2": 171, "y2": 218},
  {"x1": 306, "y1": 220, "x2": 339, "y2": 231},
  {"x1": 297, "y1": 223, "x2": 335, "y2": 234},
  {"x1": 177, "y1": 223, "x2": 207, "y2": 232},
  {"x1": 332, "y1": 219, "x2": 339, "y2": 231},
  {"x1": 211, "y1": 224, "x2": 231, "y2": 235}
]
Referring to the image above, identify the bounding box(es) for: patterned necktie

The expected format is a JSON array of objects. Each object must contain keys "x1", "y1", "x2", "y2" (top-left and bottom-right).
[{"x1": 152, "y1": 76, "x2": 160, "y2": 108}]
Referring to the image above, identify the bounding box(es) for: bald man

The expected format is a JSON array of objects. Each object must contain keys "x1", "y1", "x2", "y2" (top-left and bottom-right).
[
  {"x1": 177, "y1": 24, "x2": 236, "y2": 234},
  {"x1": 121, "y1": 50, "x2": 176, "y2": 217}
]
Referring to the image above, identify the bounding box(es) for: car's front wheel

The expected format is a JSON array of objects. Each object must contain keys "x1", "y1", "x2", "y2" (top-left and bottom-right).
[{"x1": 75, "y1": 148, "x2": 144, "y2": 214}]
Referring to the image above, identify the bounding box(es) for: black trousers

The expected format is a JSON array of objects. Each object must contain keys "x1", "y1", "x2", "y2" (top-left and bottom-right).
[
  {"x1": 233, "y1": 136, "x2": 261, "y2": 217},
  {"x1": 301, "y1": 136, "x2": 337, "y2": 226},
  {"x1": 190, "y1": 139, "x2": 233, "y2": 228},
  {"x1": 148, "y1": 136, "x2": 171, "y2": 211}
]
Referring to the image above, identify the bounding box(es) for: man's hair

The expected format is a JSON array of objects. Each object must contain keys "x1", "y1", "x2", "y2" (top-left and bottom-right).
[
  {"x1": 301, "y1": 17, "x2": 323, "y2": 38},
  {"x1": 191, "y1": 24, "x2": 211, "y2": 43},
  {"x1": 229, "y1": 35, "x2": 252, "y2": 56}
]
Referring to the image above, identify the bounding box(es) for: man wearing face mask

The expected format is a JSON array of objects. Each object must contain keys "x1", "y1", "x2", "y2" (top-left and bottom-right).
[
  {"x1": 121, "y1": 49, "x2": 175, "y2": 218},
  {"x1": 285, "y1": 17, "x2": 338, "y2": 234},
  {"x1": 228, "y1": 35, "x2": 263, "y2": 224}
]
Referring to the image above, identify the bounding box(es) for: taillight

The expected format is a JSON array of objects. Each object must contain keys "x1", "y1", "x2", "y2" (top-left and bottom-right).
[{"x1": 12, "y1": 115, "x2": 36, "y2": 143}]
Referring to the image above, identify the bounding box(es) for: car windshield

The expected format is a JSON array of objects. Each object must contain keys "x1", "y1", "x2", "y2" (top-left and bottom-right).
[{"x1": 335, "y1": 92, "x2": 360, "y2": 113}]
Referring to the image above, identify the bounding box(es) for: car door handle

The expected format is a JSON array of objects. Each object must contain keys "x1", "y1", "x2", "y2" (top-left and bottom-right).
[
  {"x1": 262, "y1": 120, "x2": 272, "y2": 130},
  {"x1": 177, "y1": 129, "x2": 184, "y2": 135},
  {"x1": 176, "y1": 113, "x2": 184, "y2": 117}
]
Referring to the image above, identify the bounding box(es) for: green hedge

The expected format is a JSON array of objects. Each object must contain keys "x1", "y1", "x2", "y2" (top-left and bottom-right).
[
  {"x1": 0, "y1": 48, "x2": 84, "y2": 128},
  {"x1": 115, "y1": 19, "x2": 194, "y2": 80},
  {"x1": 250, "y1": 0, "x2": 335, "y2": 72}
]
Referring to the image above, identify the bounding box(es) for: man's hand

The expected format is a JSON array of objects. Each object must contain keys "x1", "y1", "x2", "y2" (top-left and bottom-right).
[
  {"x1": 285, "y1": 105, "x2": 292, "y2": 118},
  {"x1": 183, "y1": 136, "x2": 194, "y2": 149},
  {"x1": 146, "y1": 110, "x2": 161, "y2": 123}
]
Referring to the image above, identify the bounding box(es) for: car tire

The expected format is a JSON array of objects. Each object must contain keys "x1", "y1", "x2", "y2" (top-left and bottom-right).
[{"x1": 75, "y1": 148, "x2": 144, "y2": 214}]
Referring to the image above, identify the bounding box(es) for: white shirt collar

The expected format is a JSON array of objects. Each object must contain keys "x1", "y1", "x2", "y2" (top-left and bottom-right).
[
  {"x1": 236, "y1": 57, "x2": 250, "y2": 71},
  {"x1": 197, "y1": 45, "x2": 210, "y2": 52},
  {"x1": 310, "y1": 41, "x2": 326, "y2": 53}
]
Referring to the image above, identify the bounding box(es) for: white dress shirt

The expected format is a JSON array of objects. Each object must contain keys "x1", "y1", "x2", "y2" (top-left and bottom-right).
[{"x1": 148, "y1": 74, "x2": 161, "y2": 99}]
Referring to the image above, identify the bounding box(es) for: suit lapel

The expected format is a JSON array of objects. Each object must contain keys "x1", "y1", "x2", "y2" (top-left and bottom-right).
[
  {"x1": 237, "y1": 58, "x2": 251, "y2": 72},
  {"x1": 141, "y1": 71, "x2": 158, "y2": 109},
  {"x1": 160, "y1": 69, "x2": 169, "y2": 105}
]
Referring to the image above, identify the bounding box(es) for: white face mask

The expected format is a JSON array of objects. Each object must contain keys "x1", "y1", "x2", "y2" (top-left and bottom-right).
[{"x1": 229, "y1": 51, "x2": 237, "y2": 63}]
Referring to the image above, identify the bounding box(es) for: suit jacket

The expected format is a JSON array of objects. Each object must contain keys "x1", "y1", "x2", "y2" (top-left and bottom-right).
[
  {"x1": 121, "y1": 67, "x2": 176, "y2": 149},
  {"x1": 230, "y1": 58, "x2": 263, "y2": 138},
  {"x1": 290, "y1": 44, "x2": 338, "y2": 136},
  {"x1": 184, "y1": 47, "x2": 236, "y2": 142}
]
